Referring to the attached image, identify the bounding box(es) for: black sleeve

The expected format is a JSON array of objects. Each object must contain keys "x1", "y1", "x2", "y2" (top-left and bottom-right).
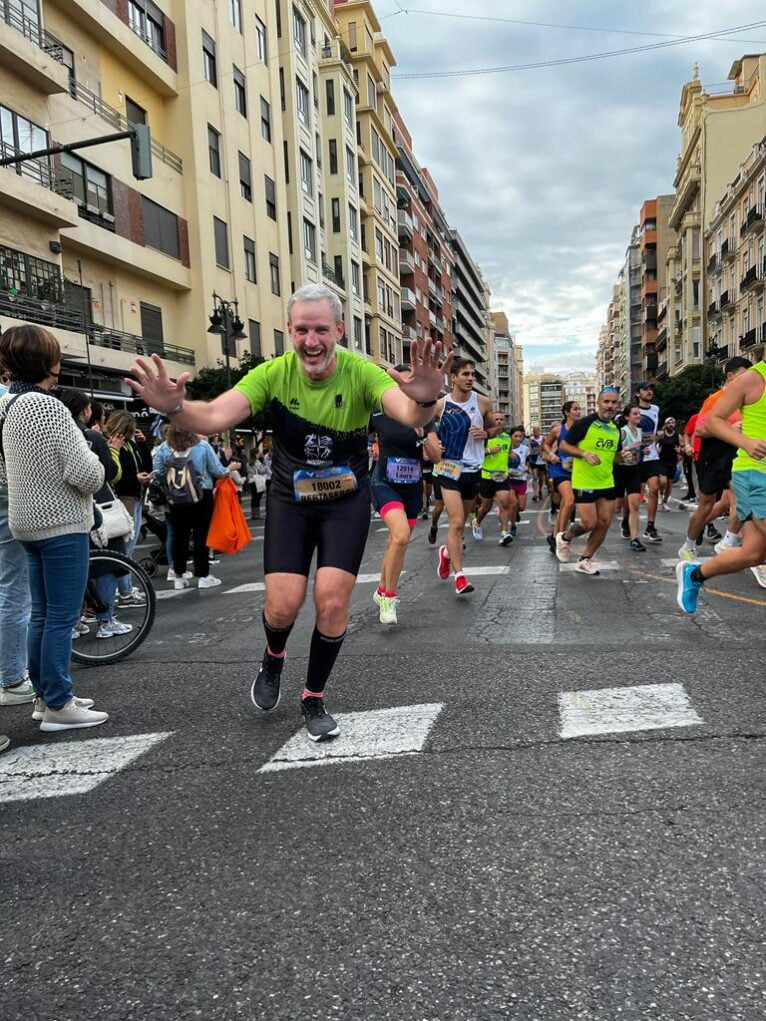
[
  {"x1": 89, "y1": 431, "x2": 118, "y2": 485},
  {"x1": 564, "y1": 415, "x2": 593, "y2": 446},
  {"x1": 136, "y1": 441, "x2": 153, "y2": 473}
]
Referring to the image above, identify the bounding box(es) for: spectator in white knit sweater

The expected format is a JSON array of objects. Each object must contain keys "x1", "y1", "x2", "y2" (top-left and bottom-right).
[{"x1": 0, "y1": 325, "x2": 109, "y2": 733}]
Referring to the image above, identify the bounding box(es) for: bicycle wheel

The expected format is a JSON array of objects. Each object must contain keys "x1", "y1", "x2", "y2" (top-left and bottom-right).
[{"x1": 72, "y1": 550, "x2": 157, "y2": 666}]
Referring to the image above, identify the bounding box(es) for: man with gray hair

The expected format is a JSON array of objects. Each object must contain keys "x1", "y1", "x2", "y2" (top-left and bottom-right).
[{"x1": 127, "y1": 284, "x2": 452, "y2": 741}]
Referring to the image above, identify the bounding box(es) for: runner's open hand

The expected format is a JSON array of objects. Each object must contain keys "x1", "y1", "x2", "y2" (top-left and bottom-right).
[
  {"x1": 389, "y1": 338, "x2": 453, "y2": 405},
  {"x1": 125, "y1": 354, "x2": 191, "y2": 414}
]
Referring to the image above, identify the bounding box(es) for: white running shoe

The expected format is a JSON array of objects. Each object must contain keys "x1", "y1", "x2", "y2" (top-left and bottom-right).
[
  {"x1": 378, "y1": 594, "x2": 399, "y2": 625},
  {"x1": 555, "y1": 531, "x2": 571, "y2": 563},
  {"x1": 471, "y1": 518, "x2": 484, "y2": 541},
  {"x1": 167, "y1": 569, "x2": 193, "y2": 581},
  {"x1": 714, "y1": 536, "x2": 742, "y2": 555},
  {"x1": 198, "y1": 575, "x2": 222, "y2": 589},
  {"x1": 32, "y1": 695, "x2": 94, "y2": 721},
  {"x1": 677, "y1": 544, "x2": 697, "y2": 562},
  {"x1": 39, "y1": 698, "x2": 109, "y2": 732},
  {"x1": 373, "y1": 590, "x2": 383, "y2": 607},
  {"x1": 96, "y1": 619, "x2": 133, "y2": 639},
  {"x1": 750, "y1": 565, "x2": 766, "y2": 589},
  {"x1": 575, "y1": 558, "x2": 600, "y2": 575},
  {"x1": 174, "y1": 577, "x2": 190, "y2": 590}
]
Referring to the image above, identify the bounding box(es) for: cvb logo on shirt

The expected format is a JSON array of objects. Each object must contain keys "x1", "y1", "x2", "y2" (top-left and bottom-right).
[{"x1": 595, "y1": 438, "x2": 616, "y2": 450}]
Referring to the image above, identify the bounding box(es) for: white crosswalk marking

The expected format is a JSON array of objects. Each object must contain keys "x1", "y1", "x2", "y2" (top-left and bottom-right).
[
  {"x1": 661, "y1": 558, "x2": 712, "y2": 568},
  {"x1": 463, "y1": 565, "x2": 511, "y2": 576},
  {"x1": 224, "y1": 582, "x2": 266, "y2": 593},
  {"x1": 559, "y1": 561, "x2": 619, "y2": 572},
  {"x1": 259, "y1": 703, "x2": 444, "y2": 773},
  {"x1": 558, "y1": 683, "x2": 703, "y2": 739},
  {"x1": 0, "y1": 732, "x2": 173, "y2": 803}
]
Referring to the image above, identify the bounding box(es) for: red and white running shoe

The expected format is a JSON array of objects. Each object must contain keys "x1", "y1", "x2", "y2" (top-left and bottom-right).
[
  {"x1": 437, "y1": 544, "x2": 451, "y2": 580},
  {"x1": 455, "y1": 573, "x2": 474, "y2": 595}
]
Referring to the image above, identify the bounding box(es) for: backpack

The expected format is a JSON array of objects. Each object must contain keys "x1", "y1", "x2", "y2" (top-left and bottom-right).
[{"x1": 165, "y1": 447, "x2": 203, "y2": 505}]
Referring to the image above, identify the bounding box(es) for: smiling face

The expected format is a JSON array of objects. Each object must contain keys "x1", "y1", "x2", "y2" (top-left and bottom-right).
[
  {"x1": 288, "y1": 299, "x2": 345, "y2": 379},
  {"x1": 628, "y1": 406, "x2": 642, "y2": 427}
]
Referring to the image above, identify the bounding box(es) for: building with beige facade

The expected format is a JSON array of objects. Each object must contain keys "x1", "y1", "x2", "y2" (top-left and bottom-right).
[
  {"x1": 0, "y1": 0, "x2": 295, "y2": 405},
  {"x1": 640, "y1": 195, "x2": 675, "y2": 383},
  {"x1": 523, "y1": 373, "x2": 564, "y2": 433},
  {"x1": 489, "y1": 311, "x2": 523, "y2": 424},
  {"x1": 664, "y1": 55, "x2": 766, "y2": 378},
  {"x1": 706, "y1": 136, "x2": 766, "y2": 364},
  {"x1": 562, "y1": 371, "x2": 597, "y2": 415},
  {"x1": 450, "y1": 228, "x2": 491, "y2": 394},
  {"x1": 334, "y1": 0, "x2": 402, "y2": 367}
]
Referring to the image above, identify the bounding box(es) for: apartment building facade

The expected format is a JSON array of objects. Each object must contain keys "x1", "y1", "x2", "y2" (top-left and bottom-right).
[
  {"x1": 0, "y1": 0, "x2": 297, "y2": 405},
  {"x1": 334, "y1": 0, "x2": 402, "y2": 367},
  {"x1": 489, "y1": 311, "x2": 523, "y2": 424},
  {"x1": 450, "y1": 228, "x2": 491, "y2": 394},
  {"x1": 665, "y1": 56, "x2": 766, "y2": 377},
  {"x1": 393, "y1": 112, "x2": 453, "y2": 361},
  {"x1": 706, "y1": 136, "x2": 766, "y2": 364},
  {"x1": 523, "y1": 373, "x2": 564, "y2": 433},
  {"x1": 562, "y1": 371, "x2": 597, "y2": 415}
]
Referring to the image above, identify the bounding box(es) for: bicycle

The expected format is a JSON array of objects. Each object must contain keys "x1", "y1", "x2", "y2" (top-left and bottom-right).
[{"x1": 71, "y1": 548, "x2": 157, "y2": 666}]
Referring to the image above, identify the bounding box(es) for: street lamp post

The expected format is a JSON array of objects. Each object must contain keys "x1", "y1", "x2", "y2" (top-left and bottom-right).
[{"x1": 207, "y1": 292, "x2": 247, "y2": 442}]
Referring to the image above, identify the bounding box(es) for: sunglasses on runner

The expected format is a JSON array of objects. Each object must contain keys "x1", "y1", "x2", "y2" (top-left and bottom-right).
[{"x1": 600, "y1": 386, "x2": 619, "y2": 394}]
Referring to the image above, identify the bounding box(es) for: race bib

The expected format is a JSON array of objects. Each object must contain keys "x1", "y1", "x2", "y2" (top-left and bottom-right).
[
  {"x1": 386, "y1": 457, "x2": 422, "y2": 485},
  {"x1": 491, "y1": 471, "x2": 508, "y2": 483},
  {"x1": 561, "y1": 458, "x2": 573, "y2": 473},
  {"x1": 434, "y1": 459, "x2": 463, "y2": 481},
  {"x1": 293, "y1": 466, "x2": 358, "y2": 503}
]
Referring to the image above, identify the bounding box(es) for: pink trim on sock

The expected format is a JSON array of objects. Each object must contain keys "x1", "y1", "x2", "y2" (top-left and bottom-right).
[
  {"x1": 376, "y1": 585, "x2": 385, "y2": 595},
  {"x1": 384, "y1": 590, "x2": 396, "y2": 598},
  {"x1": 302, "y1": 688, "x2": 324, "y2": 700},
  {"x1": 266, "y1": 647, "x2": 286, "y2": 659},
  {"x1": 380, "y1": 500, "x2": 405, "y2": 518}
]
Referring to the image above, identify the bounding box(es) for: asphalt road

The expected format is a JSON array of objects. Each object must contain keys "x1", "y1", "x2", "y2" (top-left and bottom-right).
[{"x1": 2, "y1": 485, "x2": 765, "y2": 1021}]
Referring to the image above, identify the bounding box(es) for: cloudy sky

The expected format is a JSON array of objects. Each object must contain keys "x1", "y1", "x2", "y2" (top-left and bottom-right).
[{"x1": 376, "y1": 0, "x2": 766, "y2": 375}]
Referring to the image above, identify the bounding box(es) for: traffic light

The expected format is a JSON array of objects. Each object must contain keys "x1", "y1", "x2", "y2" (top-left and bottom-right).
[{"x1": 130, "y1": 124, "x2": 153, "y2": 180}]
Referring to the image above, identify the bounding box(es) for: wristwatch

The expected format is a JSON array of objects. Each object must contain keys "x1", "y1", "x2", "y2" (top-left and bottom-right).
[{"x1": 165, "y1": 401, "x2": 184, "y2": 416}]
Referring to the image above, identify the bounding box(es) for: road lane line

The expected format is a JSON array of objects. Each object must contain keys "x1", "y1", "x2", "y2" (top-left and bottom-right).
[
  {"x1": 0, "y1": 732, "x2": 173, "y2": 803},
  {"x1": 628, "y1": 568, "x2": 766, "y2": 608},
  {"x1": 559, "y1": 683, "x2": 702, "y2": 739},
  {"x1": 259, "y1": 703, "x2": 444, "y2": 773}
]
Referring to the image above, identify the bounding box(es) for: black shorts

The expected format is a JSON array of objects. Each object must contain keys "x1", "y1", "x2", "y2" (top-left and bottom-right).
[
  {"x1": 640, "y1": 460, "x2": 663, "y2": 481},
  {"x1": 432, "y1": 476, "x2": 442, "y2": 501},
  {"x1": 697, "y1": 460, "x2": 732, "y2": 498},
  {"x1": 479, "y1": 476, "x2": 511, "y2": 500},
  {"x1": 550, "y1": 475, "x2": 572, "y2": 494},
  {"x1": 264, "y1": 485, "x2": 371, "y2": 577},
  {"x1": 370, "y1": 477, "x2": 423, "y2": 523},
  {"x1": 574, "y1": 487, "x2": 617, "y2": 504},
  {"x1": 659, "y1": 460, "x2": 677, "y2": 479},
  {"x1": 437, "y1": 470, "x2": 481, "y2": 502},
  {"x1": 613, "y1": 465, "x2": 641, "y2": 498}
]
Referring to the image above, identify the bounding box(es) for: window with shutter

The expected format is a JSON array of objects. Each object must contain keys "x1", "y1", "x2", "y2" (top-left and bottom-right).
[{"x1": 140, "y1": 301, "x2": 164, "y2": 355}]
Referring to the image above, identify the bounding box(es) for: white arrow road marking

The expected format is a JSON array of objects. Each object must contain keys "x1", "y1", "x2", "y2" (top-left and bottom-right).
[
  {"x1": 558, "y1": 683, "x2": 702, "y2": 739},
  {"x1": 259, "y1": 703, "x2": 444, "y2": 773},
  {"x1": 0, "y1": 732, "x2": 173, "y2": 803}
]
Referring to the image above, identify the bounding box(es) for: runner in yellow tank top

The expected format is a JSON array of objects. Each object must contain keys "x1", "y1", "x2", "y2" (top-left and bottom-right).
[{"x1": 676, "y1": 360, "x2": 766, "y2": 612}]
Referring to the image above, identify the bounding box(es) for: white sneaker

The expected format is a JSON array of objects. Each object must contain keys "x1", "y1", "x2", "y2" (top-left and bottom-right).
[
  {"x1": 575, "y1": 557, "x2": 600, "y2": 575},
  {"x1": 714, "y1": 537, "x2": 742, "y2": 555},
  {"x1": 471, "y1": 518, "x2": 483, "y2": 541},
  {"x1": 39, "y1": 698, "x2": 109, "y2": 732},
  {"x1": 660, "y1": 503, "x2": 671, "y2": 512},
  {"x1": 198, "y1": 575, "x2": 222, "y2": 589},
  {"x1": 117, "y1": 588, "x2": 146, "y2": 605},
  {"x1": 555, "y1": 531, "x2": 571, "y2": 563},
  {"x1": 750, "y1": 565, "x2": 766, "y2": 589},
  {"x1": 167, "y1": 569, "x2": 193, "y2": 581},
  {"x1": 32, "y1": 695, "x2": 94, "y2": 721},
  {"x1": 71, "y1": 624, "x2": 88, "y2": 640},
  {"x1": 0, "y1": 678, "x2": 35, "y2": 706},
  {"x1": 378, "y1": 594, "x2": 399, "y2": 625},
  {"x1": 174, "y1": 577, "x2": 190, "y2": 590},
  {"x1": 677, "y1": 544, "x2": 698, "y2": 562},
  {"x1": 96, "y1": 620, "x2": 133, "y2": 639}
]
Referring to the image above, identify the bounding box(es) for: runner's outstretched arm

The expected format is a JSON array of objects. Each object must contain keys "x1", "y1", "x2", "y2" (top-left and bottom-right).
[{"x1": 125, "y1": 354, "x2": 251, "y2": 434}]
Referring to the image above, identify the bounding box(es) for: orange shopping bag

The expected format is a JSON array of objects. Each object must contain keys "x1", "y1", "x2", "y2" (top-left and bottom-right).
[{"x1": 206, "y1": 476, "x2": 252, "y2": 554}]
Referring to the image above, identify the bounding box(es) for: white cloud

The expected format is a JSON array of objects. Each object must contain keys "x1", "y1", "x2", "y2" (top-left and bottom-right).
[{"x1": 382, "y1": 0, "x2": 766, "y2": 373}]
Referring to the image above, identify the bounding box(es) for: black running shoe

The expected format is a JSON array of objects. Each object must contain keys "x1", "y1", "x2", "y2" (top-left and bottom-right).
[
  {"x1": 643, "y1": 526, "x2": 662, "y2": 543},
  {"x1": 251, "y1": 653, "x2": 284, "y2": 712},
  {"x1": 706, "y1": 525, "x2": 722, "y2": 542},
  {"x1": 546, "y1": 534, "x2": 556, "y2": 554},
  {"x1": 621, "y1": 524, "x2": 631, "y2": 540},
  {"x1": 421, "y1": 510, "x2": 428, "y2": 520},
  {"x1": 301, "y1": 696, "x2": 340, "y2": 741},
  {"x1": 629, "y1": 539, "x2": 647, "y2": 552},
  {"x1": 428, "y1": 525, "x2": 437, "y2": 545}
]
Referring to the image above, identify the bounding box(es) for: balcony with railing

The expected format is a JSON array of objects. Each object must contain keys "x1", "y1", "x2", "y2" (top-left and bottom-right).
[
  {"x1": 0, "y1": 141, "x2": 81, "y2": 228},
  {"x1": 400, "y1": 287, "x2": 416, "y2": 311},
  {"x1": 321, "y1": 260, "x2": 346, "y2": 291},
  {"x1": 398, "y1": 247, "x2": 414, "y2": 274},
  {"x1": 719, "y1": 290, "x2": 730, "y2": 310},
  {"x1": 397, "y1": 210, "x2": 414, "y2": 240},
  {"x1": 0, "y1": 5, "x2": 69, "y2": 94},
  {"x1": 740, "y1": 265, "x2": 758, "y2": 292},
  {"x1": 740, "y1": 205, "x2": 764, "y2": 237},
  {"x1": 707, "y1": 252, "x2": 718, "y2": 274},
  {"x1": 721, "y1": 238, "x2": 735, "y2": 262},
  {"x1": 741, "y1": 327, "x2": 758, "y2": 349},
  {"x1": 0, "y1": 287, "x2": 194, "y2": 366},
  {"x1": 655, "y1": 360, "x2": 668, "y2": 380},
  {"x1": 707, "y1": 299, "x2": 719, "y2": 319}
]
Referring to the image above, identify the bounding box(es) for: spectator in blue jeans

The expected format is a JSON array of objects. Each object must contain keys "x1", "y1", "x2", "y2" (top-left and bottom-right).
[
  {"x1": 0, "y1": 325, "x2": 109, "y2": 733},
  {"x1": 0, "y1": 376, "x2": 33, "y2": 753}
]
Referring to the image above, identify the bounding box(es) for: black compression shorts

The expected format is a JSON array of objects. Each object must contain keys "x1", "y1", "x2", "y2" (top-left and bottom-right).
[{"x1": 264, "y1": 486, "x2": 371, "y2": 577}]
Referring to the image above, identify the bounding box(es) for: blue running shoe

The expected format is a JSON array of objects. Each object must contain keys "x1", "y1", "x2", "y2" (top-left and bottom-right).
[{"x1": 675, "y1": 561, "x2": 702, "y2": 614}]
